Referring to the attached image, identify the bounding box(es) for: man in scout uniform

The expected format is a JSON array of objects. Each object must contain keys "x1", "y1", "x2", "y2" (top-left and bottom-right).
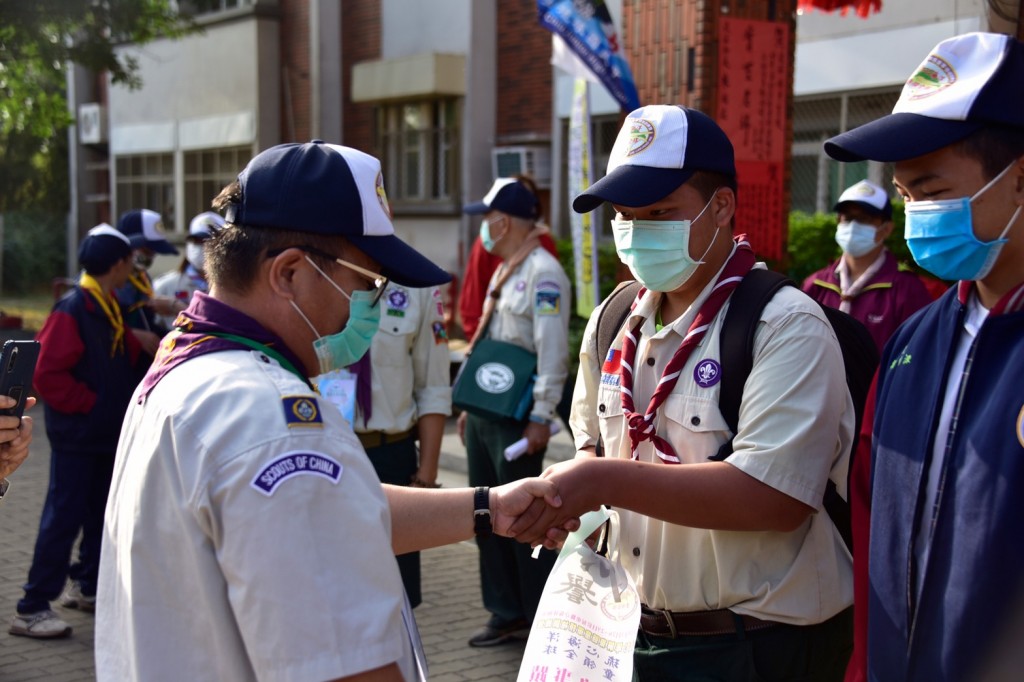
[{"x1": 352, "y1": 281, "x2": 452, "y2": 608}]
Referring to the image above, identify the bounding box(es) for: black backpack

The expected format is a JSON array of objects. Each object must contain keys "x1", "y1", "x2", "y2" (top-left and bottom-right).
[{"x1": 594, "y1": 270, "x2": 879, "y2": 552}]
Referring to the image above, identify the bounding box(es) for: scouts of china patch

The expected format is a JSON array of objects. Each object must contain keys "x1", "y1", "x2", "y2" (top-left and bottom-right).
[
  {"x1": 536, "y1": 290, "x2": 561, "y2": 315},
  {"x1": 282, "y1": 396, "x2": 323, "y2": 427},
  {"x1": 250, "y1": 451, "x2": 343, "y2": 496},
  {"x1": 432, "y1": 321, "x2": 448, "y2": 345}
]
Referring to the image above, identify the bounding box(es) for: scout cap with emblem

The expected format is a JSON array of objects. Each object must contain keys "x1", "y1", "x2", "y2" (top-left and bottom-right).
[
  {"x1": 463, "y1": 178, "x2": 540, "y2": 219},
  {"x1": 78, "y1": 223, "x2": 132, "y2": 274},
  {"x1": 225, "y1": 140, "x2": 451, "y2": 288},
  {"x1": 825, "y1": 32, "x2": 1024, "y2": 162},
  {"x1": 834, "y1": 180, "x2": 893, "y2": 220},
  {"x1": 572, "y1": 104, "x2": 736, "y2": 214},
  {"x1": 117, "y1": 209, "x2": 179, "y2": 255}
]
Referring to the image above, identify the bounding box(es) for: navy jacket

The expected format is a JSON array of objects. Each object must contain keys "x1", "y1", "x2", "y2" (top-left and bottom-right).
[
  {"x1": 869, "y1": 285, "x2": 1024, "y2": 681},
  {"x1": 34, "y1": 286, "x2": 147, "y2": 454}
]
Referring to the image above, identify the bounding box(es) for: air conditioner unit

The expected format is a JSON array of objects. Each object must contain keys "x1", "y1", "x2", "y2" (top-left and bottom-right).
[
  {"x1": 491, "y1": 146, "x2": 552, "y2": 188},
  {"x1": 78, "y1": 103, "x2": 107, "y2": 145}
]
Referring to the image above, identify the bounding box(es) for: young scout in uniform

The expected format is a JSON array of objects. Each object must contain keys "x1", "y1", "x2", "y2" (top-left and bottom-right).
[
  {"x1": 352, "y1": 281, "x2": 451, "y2": 608},
  {"x1": 527, "y1": 105, "x2": 856, "y2": 681},
  {"x1": 802, "y1": 179, "x2": 933, "y2": 353},
  {"x1": 824, "y1": 32, "x2": 1024, "y2": 682},
  {"x1": 459, "y1": 177, "x2": 572, "y2": 647},
  {"x1": 94, "y1": 142, "x2": 574, "y2": 682}
]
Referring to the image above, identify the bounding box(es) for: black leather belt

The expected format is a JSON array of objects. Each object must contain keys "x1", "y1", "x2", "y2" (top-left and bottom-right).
[
  {"x1": 639, "y1": 605, "x2": 781, "y2": 638},
  {"x1": 357, "y1": 429, "x2": 415, "y2": 449}
]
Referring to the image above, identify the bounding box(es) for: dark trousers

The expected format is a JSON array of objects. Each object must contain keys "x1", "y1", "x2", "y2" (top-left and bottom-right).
[
  {"x1": 633, "y1": 607, "x2": 853, "y2": 682},
  {"x1": 363, "y1": 435, "x2": 422, "y2": 608},
  {"x1": 465, "y1": 413, "x2": 556, "y2": 624},
  {"x1": 19, "y1": 448, "x2": 115, "y2": 614}
]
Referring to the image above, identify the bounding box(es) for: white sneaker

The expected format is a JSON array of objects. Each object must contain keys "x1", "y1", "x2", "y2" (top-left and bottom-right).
[
  {"x1": 59, "y1": 582, "x2": 96, "y2": 613},
  {"x1": 8, "y1": 610, "x2": 72, "y2": 639}
]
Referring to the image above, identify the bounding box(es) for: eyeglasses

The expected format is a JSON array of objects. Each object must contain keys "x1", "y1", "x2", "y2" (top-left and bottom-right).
[{"x1": 267, "y1": 245, "x2": 389, "y2": 307}]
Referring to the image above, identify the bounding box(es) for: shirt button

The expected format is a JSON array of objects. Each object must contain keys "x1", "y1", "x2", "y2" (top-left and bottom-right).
[
  {"x1": 393, "y1": 327, "x2": 399, "y2": 332},
  {"x1": 646, "y1": 357, "x2": 655, "y2": 366},
  {"x1": 599, "y1": 404, "x2": 606, "y2": 413},
  {"x1": 691, "y1": 416, "x2": 701, "y2": 426},
  {"x1": 632, "y1": 547, "x2": 641, "y2": 557}
]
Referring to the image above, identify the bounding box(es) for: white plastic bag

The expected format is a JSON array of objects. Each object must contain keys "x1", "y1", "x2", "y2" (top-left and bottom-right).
[{"x1": 517, "y1": 507, "x2": 640, "y2": 682}]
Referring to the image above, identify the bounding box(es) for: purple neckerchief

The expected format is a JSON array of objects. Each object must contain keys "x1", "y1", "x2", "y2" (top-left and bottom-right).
[
  {"x1": 138, "y1": 291, "x2": 310, "y2": 399},
  {"x1": 348, "y1": 350, "x2": 373, "y2": 423}
]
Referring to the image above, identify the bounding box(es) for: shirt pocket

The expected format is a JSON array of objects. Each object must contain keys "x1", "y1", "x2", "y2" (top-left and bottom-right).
[
  {"x1": 660, "y1": 393, "x2": 732, "y2": 464},
  {"x1": 596, "y1": 384, "x2": 626, "y2": 457},
  {"x1": 374, "y1": 316, "x2": 417, "y2": 367}
]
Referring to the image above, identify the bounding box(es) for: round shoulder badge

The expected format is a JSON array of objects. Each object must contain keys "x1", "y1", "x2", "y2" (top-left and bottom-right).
[
  {"x1": 694, "y1": 359, "x2": 722, "y2": 388},
  {"x1": 475, "y1": 362, "x2": 515, "y2": 394},
  {"x1": 906, "y1": 54, "x2": 957, "y2": 100}
]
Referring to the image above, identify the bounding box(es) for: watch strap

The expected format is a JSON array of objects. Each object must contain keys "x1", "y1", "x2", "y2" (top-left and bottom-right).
[{"x1": 473, "y1": 486, "x2": 491, "y2": 537}]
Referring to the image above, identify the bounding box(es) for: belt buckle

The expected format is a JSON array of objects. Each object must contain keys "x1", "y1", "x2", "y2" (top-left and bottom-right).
[{"x1": 658, "y1": 608, "x2": 677, "y2": 639}]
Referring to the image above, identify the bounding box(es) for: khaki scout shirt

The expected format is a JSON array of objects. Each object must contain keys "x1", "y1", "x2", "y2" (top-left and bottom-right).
[
  {"x1": 487, "y1": 247, "x2": 571, "y2": 422},
  {"x1": 569, "y1": 258, "x2": 854, "y2": 625},
  {"x1": 354, "y1": 284, "x2": 452, "y2": 434}
]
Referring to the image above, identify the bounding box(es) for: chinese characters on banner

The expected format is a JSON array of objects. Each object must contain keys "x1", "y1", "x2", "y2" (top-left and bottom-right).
[
  {"x1": 568, "y1": 78, "x2": 599, "y2": 318},
  {"x1": 717, "y1": 18, "x2": 791, "y2": 262}
]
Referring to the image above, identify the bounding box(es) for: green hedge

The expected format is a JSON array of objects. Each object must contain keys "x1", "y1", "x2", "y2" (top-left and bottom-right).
[{"x1": 1, "y1": 210, "x2": 67, "y2": 295}]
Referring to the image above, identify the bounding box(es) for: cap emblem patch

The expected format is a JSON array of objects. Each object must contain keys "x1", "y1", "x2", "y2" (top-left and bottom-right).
[
  {"x1": 375, "y1": 171, "x2": 392, "y2": 218},
  {"x1": 906, "y1": 54, "x2": 957, "y2": 100},
  {"x1": 626, "y1": 118, "x2": 656, "y2": 156}
]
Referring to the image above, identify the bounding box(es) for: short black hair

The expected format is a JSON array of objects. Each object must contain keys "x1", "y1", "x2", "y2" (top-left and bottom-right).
[
  {"x1": 955, "y1": 126, "x2": 1024, "y2": 180},
  {"x1": 687, "y1": 170, "x2": 737, "y2": 203}
]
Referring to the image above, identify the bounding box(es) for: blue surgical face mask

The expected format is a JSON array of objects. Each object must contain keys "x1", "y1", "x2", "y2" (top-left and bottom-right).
[
  {"x1": 611, "y1": 191, "x2": 719, "y2": 292},
  {"x1": 291, "y1": 256, "x2": 381, "y2": 374},
  {"x1": 835, "y1": 220, "x2": 880, "y2": 258},
  {"x1": 480, "y1": 216, "x2": 507, "y2": 253},
  {"x1": 904, "y1": 161, "x2": 1022, "y2": 281}
]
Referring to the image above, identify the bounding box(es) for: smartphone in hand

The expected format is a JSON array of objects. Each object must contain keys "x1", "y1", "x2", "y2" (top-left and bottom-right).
[{"x1": 0, "y1": 340, "x2": 40, "y2": 420}]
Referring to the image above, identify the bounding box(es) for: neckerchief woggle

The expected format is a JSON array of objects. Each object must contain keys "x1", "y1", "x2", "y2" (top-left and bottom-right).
[
  {"x1": 619, "y1": 235, "x2": 755, "y2": 463},
  {"x1": 138, "y1": 291, "x2": 311, "y2": 400}
]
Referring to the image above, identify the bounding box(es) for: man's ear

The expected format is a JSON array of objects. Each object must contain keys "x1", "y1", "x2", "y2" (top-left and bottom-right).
[
  {"x1": 712, "y1": 187, "x2": 737, "y2": 229},
  {"x1": 266, "y1": 248, "x2": 306, "y2": 299},
  {"x1": 1012, "y1": 154, "x2": 1024, "y2": 206}
]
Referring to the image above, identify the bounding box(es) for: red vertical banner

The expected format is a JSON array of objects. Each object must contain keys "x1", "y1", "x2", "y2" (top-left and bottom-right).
[{"x1": 717, "y1": 18, "x2": 791, "y2": 262}]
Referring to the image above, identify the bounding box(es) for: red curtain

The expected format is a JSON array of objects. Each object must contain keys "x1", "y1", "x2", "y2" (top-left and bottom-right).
[{"x1": 797, "y1": 0, "x2": 882, "y2": 18}]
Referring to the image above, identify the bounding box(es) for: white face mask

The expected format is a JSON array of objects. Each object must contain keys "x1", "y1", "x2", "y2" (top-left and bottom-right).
[
  {"x1": 835, "y1": 220, "x2": 879, "y2": 258},
  {"x1": 186, "y1": 243, "x2": 205, "y2": 273}
]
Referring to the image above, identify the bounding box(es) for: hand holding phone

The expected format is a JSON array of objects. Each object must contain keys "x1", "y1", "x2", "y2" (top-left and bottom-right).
[{"x1": 1, "y1": 340, "x2": 40, "y2": 421}]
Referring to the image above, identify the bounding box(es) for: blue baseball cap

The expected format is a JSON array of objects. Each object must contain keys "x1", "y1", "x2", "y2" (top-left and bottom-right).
[
  {"x1": 825, "y1": 33, "x2": 1024, "y2": 162},
  {"x1": 225, "y1": 141, "x2": 450, "y2": 288},
  {"x1": 79, "y1": 223, "x2": 132, "y2": 274},
  {"x1": 573, "y1": 105, "x2": 736, "y2": 213},
  {"x1": 117, "y1": 209, "x2": 179, "y2": 255},
  {"x1": 463, "y1": 178, "x2": 540, "y2": 219}
]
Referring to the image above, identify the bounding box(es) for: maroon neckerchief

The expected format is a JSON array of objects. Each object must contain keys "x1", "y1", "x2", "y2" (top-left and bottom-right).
[
  {"x1": 348, "y1": 350, "x2": 373, "y2": 423},
  {"x1": 619, "y1": 235, "x2": 756, "y2": 463},
  {"x1": 957, "y1": 280, "x2": 1024, "y2": 315}
]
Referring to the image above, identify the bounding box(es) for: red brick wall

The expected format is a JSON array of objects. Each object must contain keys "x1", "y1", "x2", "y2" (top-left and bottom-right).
[
  {"x1": 279, "y1": 0, "x2": 311, "y2": 142},
  {"x1": 341, "y1": 0, "x2": 381, "y2": 152},
  {"x1": 496, "y1": 0, "x2": 552, "y2": 141}
]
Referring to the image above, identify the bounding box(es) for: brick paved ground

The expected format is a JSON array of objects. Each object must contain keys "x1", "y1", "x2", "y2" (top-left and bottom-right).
[{"x1": 0, "y1": 411, "x2": 574, "y2": 681}]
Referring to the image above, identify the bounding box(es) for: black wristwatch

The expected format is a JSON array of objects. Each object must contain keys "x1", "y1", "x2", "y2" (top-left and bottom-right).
[{"x1": 473, "y1": 486, "x2": 492, "y2": 537}]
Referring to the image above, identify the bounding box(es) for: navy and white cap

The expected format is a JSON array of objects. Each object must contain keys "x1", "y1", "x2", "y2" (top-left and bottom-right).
[
  {"x1": 825, "y1": 32, "x2": 1024, "y2": 162},
  {"x1": 188, "y1": 211, "x2": 225, "y2": 240},
  {"x1": 225, "y1": 141, "x2": 450, "y2": 288},
  {"x1": 463, "y1": 178, "x2": 540, "y2": 219},
  {"x1": 834, "y1": 180, "x2": 893, "y2": 220},
  {"x1": 572, "y1": 105, "x2": 736, "y2": 213},
  {"x1": 118, "y1": 209, "x2": 179, "y2": 255},
  {"x1": 79, "y1": 223, "x2": 132, "y2": 273}
]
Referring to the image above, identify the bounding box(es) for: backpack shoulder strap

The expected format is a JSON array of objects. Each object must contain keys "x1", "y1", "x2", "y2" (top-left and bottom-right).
[
  {"x1": 715, "y1": 268, "x2": 792, "y2": 446},
  {"x1": 594, "y1": 280, "x2": 642, "y2": 364}
]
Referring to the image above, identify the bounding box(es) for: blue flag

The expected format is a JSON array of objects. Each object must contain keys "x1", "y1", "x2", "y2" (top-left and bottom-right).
[{"x1": 537, "y1": 0, "x2": 640, "y2": 111}]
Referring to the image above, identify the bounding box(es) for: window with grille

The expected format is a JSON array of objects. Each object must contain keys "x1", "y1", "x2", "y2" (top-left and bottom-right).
[
  {"x1": 115, "y1": 154, "x2": 175, "y2": 229},
  {"x1": 184, "y1": 146, "x2": 251, "y2": 223},
  {"x1": 376, "y1": 99, "x2": 460, "y2": 212}
]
